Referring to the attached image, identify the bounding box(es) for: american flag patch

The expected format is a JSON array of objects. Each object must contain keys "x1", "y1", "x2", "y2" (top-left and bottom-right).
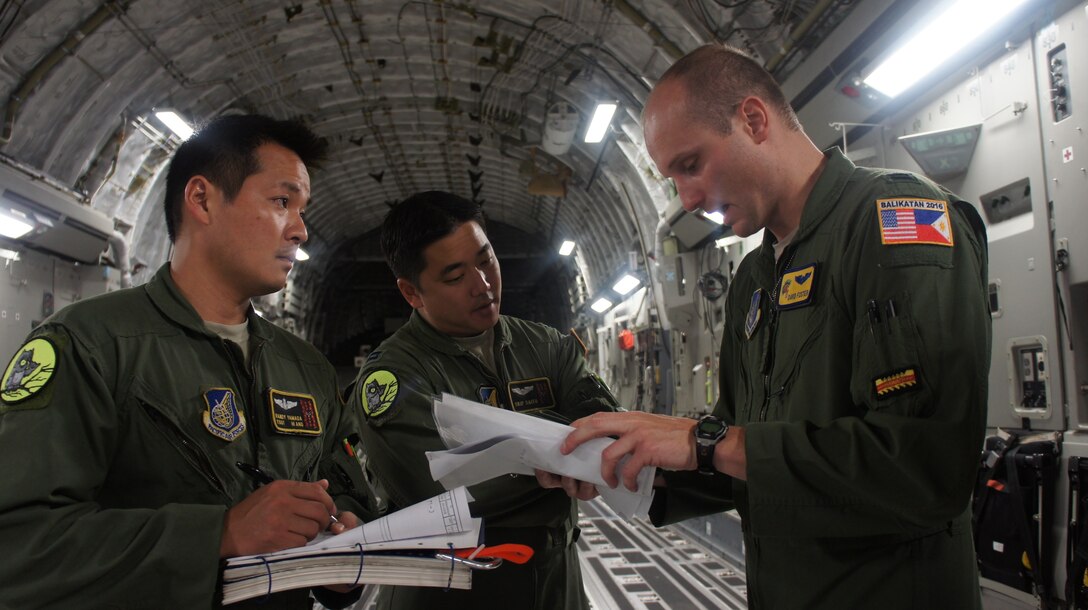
[{"x1": 877, "y1": 198, "x2": 954, "y2": 247}]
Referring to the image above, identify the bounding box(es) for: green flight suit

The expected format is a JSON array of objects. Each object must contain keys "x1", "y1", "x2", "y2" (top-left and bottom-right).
[
  {"x1": 653, "y1": 149, "x2": 990, "y2": 609},
  {"x1": 349, "y1": 311, "x2": 618, "y2": 610},
  {"x1": 0, "y1": 264, "x2": 374, "y2": 610}
]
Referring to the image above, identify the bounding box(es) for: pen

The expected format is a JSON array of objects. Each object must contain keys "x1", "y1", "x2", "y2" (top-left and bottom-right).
[
  {"x1": 235, "y1": 461, "x2": 274, "y2": 484},
  {"x1": 235, "y1": 461, "x2": 340, "y2": 524}
]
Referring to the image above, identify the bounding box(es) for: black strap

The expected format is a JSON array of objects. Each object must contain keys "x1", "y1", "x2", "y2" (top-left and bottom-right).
[
  {"x1": 973, "y1": 433, "x2": 1018, "y2": 532},
  {"x1": 1068, "y1": 458, "x2": 1088, "y2": 606},
  {"x1": 1006, "y1": 446, "x2": 1048, "y2": 600}
]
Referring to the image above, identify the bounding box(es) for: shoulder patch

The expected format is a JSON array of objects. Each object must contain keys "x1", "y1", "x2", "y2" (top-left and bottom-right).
[
  {"x1": 877, "y1": 198, "x2": 954, "y2": 247},
  {"x1": 360, "y1": 370, "x2": 399, "y2": 418},
  {"x1": 1, "y1": 337, "x2": 58, "y2": 408}
]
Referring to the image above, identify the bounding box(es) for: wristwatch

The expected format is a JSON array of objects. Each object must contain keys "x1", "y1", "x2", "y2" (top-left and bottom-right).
[{"x1": 694, "y1": 415, "x2": 729, "y2": 474}]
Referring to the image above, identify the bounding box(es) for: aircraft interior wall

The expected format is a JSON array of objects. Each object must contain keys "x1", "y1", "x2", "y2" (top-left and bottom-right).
[{"x1": 1, "y1": 1, "x2": 1088, "y2": 608}]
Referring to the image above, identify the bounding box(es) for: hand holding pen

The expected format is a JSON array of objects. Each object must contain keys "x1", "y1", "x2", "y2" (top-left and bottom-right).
[{"x1": 219, "y1": 462, "x2": 354, "y2": 558}]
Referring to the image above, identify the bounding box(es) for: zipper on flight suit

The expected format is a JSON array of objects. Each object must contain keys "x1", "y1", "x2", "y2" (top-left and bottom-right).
[
  {"x1": 140, "y1": 400, "x2": 227, "y2": 494},
  {"x1": 758, "y1": 248, "x2": 797, "y2": 423}
]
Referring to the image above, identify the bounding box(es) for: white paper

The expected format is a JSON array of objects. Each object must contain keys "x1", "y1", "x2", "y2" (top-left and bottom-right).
[
  {"x1": 425, "y1": 393, "x2": 655, "y2": 518},
  {"x1": 235, "y1": 486, "x2": 481, "y2": 563}
]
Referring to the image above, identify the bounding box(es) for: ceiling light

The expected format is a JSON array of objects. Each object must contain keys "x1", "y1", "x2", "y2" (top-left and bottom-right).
[
  {"x1": 612, "y1": 274, "x2": 641, "y2": 295},
  {"x1": 295, "y1": 247, "x2": 310, "y2": 261},
  {"x1": 704, "y1": 211, "x2": 724, "y2": 224},
  {"x1": 590, "y1": 297, "x2": 614, "y2": 313},
  {"x1": 155, "y1": 110, "x2": 195, "y2": 140},
  {"x1": 0, "y1": 208, "x2": 33, "y2": 239},
  {"x1": 559, "y1": 240, "x2": 575, "y2": 256},
  {"x1": 863, "y1": 0, "x2": 1030, "y2": 98},
  {"x1": 0, "y1": 248, "x2": 19, "y2": 260},
  {"x1": 584, "y1": 103, "x2": 617, "y2": 143}
]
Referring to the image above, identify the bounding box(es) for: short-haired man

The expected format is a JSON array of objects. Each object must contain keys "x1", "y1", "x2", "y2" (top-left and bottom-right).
[
  {"x1": 350, "y1": 190, "x2": 618, "y2": 609},
  {"x1": 559, "y1": 44, "x2": 991, "y2": 609},
  {"x1": 0, "y1": 115, "x2": 374, "y2": 609}
]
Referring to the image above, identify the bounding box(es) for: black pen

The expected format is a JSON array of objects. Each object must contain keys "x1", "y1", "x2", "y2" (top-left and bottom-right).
[
  {"x1": 235, "y1": 461, "x2": 274, "y2": 484},
  {"x1": 235, "y1": 461, "x2": 340, "y2": 524}
]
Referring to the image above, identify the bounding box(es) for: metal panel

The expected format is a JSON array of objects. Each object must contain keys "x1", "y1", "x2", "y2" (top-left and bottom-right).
[{"x1": 1037, "y1": 5, "x2": 1088, "y2": 429}]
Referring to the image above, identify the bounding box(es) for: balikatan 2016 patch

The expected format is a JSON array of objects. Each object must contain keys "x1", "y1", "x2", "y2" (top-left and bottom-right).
[
  {"x1": 777, "y1": 263, "x2": 817, "y2": 310},
  {"x1": 507, "y1": 378, "x2": 555, "y2": 413},
  {"x1": 1, "y1": 337, "x2": 57, "y2": 408},
  {"x1": 268, "y1": 389, "x2": 322, "y2": 435},
  {"x1": 877, "y1": 198, "x2": 954, "y2": 247},
  {"x1": 874, "y1": 367, "x2": 920, "y2": 399},
  {"x1": 202, "y1": 387, "x2": 247, "y2": 442},
  {"x1": 361, "y1": 370, "x2": 398, "y2": 418}
]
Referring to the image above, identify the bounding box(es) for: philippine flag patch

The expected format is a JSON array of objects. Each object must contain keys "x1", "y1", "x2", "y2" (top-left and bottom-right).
[{"x1": 877, "y1": 198, "x2": 954, "y2": 247}]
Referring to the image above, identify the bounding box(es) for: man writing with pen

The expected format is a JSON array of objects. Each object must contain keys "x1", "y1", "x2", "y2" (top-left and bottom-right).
[{"x1": 0, "y1": 115, "x2": 376, "y2": 609}]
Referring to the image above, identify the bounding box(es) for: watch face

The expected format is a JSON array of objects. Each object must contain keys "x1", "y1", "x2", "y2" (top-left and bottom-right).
[{"x1": 697, "y1": 419, "x2": 726, "y2": 438}]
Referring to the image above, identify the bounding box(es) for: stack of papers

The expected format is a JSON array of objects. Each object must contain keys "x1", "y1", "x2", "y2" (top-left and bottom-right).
[
  {"x1": 222, "y1": 487, "x2": 483, "y2": 604},
  {"x1": 425, "y1": 393, "x2": 656, "y2": 518}
]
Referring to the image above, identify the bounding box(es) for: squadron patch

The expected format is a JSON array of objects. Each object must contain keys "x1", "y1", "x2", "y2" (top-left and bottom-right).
[
  {"x1": 1, "y1": 337, "x2": 57, "y2": 407},
  {"x1": 202, "y1": 388, "x2": 246, "y2": 442},
  {"x1": 745, "y1": 289, "x2": 763, "y2": 340},
  {"x1": 478, "y1": 386, "x2": 499, "y2": 407},
  {"x1": 877, "y1": 198, "x2": 954, "y2": 247},
  {"x1": 361, "y1": 370, "x2": 398, "y2": 418},
  {"x1": 507, "y1": 378, "x2": 555, "y2": 413},
  {"x1": 874, "y1": 368, "x2": 919, "y2": 399},
  {"x1": 268, "y1": 389, "x2": 322, "y2": 436},
  {"x1": 777, "y1": 264, "x2": 817, "y2": 310}
]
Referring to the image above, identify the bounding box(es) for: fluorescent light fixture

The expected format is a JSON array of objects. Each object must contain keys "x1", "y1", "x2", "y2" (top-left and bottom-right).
[
  {"x1": 295, "y1": 247, "x2": 310, "y2": 261},
  {"x1": 0, "y1": 248, "x2": 19, "y2": 260},
  {"x1": 155, "y1": 110, "x2": 195, "y2": 140},
  {"x1": 863, "y1": 0, "x2": 1030, "y2": 98},
  {"x1": 0, "y1": 208, "x2": 33, "y2": 239},
  {"x1": 612, "y1": 274, "x2": 641, "y2": 295},
  {"x1": 591, "y1": 297, "x2": 613, "y2": 313},
  {"x1": 584, "y1": 103, "x2": 617, "y2": 143},
  {"x1": 704, "y1": 211, "x2": 725, "y2": 224},
  {"x1": 559, "y1": 240, "x2": 576, "y2": 256},
  {"x1": 715, "y1": 234, "x2": 744, "y2": 249}
]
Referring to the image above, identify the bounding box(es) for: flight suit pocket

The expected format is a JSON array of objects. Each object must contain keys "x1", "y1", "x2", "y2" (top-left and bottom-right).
[
  {"x1": 851, "y1": 293, "x2": 933, "y2": 416},
  {"x1": 132, "y1": 391, "x2": 229, "y2": 498}
]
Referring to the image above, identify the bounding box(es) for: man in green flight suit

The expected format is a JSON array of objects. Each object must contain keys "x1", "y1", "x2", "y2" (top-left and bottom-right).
[
  {"x1": 349, "y1": 190, "x2": 619, "y2": 609},
  {"x1": 556, "y1": 44, "x2": 991, "y2": 609},
  {"x1": 0, "y1": 115, "x2": 375, "y2": 609}
]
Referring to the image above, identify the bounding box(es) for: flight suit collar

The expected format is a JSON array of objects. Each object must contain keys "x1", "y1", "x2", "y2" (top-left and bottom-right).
[
  {"x1": 144, "y1": 262, "x2": 275, "y2": 343},
  {"x1": 405, "y1": 310, "x2": 509, "y2": 355},
  {"x1": 756, "y1": 147, "x2": 856, "y2": 265},
  {"x1": 793, "y1": 147, "x2": 856, "y2": 244}
]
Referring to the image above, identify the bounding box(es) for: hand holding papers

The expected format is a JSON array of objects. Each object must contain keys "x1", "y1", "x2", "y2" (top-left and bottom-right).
[
  {"x1": 221, "y1": 486, "x2": 518, "y2": 605},
  {"x1": 425, "y1": 393, "x2": 655, "y2": 518}
]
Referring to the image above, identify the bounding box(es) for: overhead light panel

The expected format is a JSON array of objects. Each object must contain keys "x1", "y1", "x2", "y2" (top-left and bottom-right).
[
  {"x1": 612, "y1": 274, "x2": 641, "y2": 295},
  {"x1": 590, "y1": 297, "x2": 614, "y2": 313},
  {"x1": 559, "y1": 240, "x2": 575, "y2": 256},
  {"x1": 295, "y1": 247, "x2": 310, "y2": 261},
  {"x1": 863, "y1": 0, "x2": 1030, "y2": 98},
  {"x1": 0, "y1": 248, "x2": 18, "y2": 260},
  {"x1": 155, "y1": 110, "x2": 195, "y2": 140},
  {"x1": 0, "y1": 208, "x2": 33, "y2": 239},
  {"x1": 584, "y1": 102, "x2": 617, "y2": 143}
]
